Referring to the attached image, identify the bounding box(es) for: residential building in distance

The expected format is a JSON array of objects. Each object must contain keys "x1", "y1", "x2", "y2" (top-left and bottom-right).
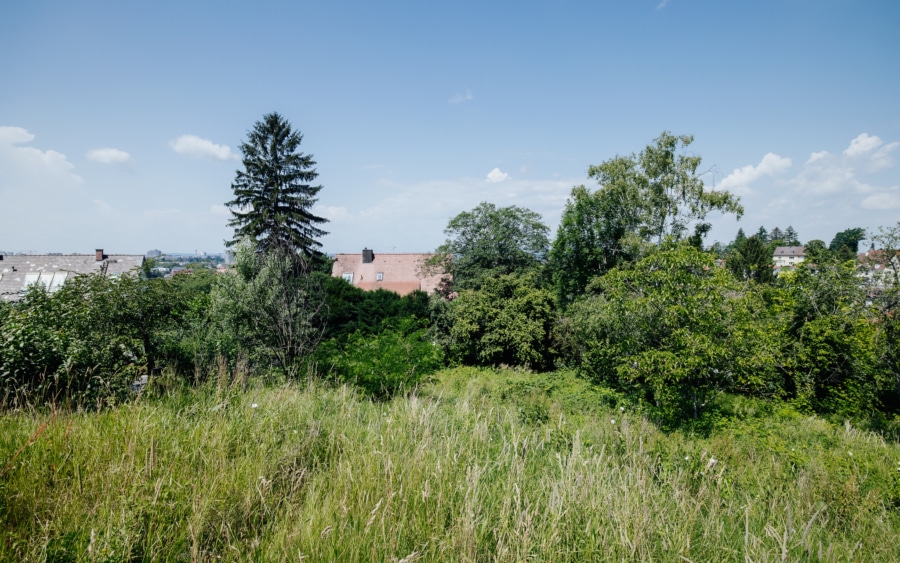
[
  {"x1": 773, "y1": 246, "x2": 806, "y2": 269},
  {"x1": 331, "y1": 248, "x2": 446, "y2": 296},
  {"x1": 0, "y1": 249, "x2": 145, "y2": 302}
]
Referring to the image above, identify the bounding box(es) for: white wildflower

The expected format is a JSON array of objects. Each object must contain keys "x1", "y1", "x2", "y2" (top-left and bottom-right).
[{"x1": 251, "y1": 403, "x2": 258, "y2": 409}]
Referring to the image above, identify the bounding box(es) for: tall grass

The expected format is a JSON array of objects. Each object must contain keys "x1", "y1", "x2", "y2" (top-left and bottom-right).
[{"x1": 2, "y1": 368, "x2": 899, "y2": 561}]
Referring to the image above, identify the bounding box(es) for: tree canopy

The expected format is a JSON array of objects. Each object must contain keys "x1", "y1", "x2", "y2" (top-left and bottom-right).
[
  {"x1": 434, "y1": 202, "x2": 549, "y2": 290},
  {"x1": 226, "y1": 112, "x2": 328, "y2": 257},
  {"x1": 549, "y1": 132, "x2": 743, "y2": 304}
]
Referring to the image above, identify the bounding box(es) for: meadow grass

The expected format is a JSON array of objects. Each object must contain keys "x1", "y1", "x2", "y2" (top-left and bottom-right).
[{"x1": 1, "y1": 367, "x2": 899, "y2": 561}]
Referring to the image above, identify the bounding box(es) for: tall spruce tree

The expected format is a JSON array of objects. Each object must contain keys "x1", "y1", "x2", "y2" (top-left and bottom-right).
[{"x1": 226, "y1": 112, "x2": 328, "y2": 256}]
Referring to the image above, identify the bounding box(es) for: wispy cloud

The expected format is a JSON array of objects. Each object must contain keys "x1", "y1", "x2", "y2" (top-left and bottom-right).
[
  {"x1": 449, "y1": 90, "x2": 474, "y2": 104},
  {"x1": 708, "y1": 132, "x2": 900, "y2": 244},
  {"x1": 313, "y1": 204, "x2": 350, "y2": 221},
  {"x1": 486, "y1": 167, "x2": 511, "y2": 183},
  {"x1": 717, "y1": 152, "x2": 792, "y2": 195},
  {"x1": 0, "y1": 126, "x2": 82, "y2": 187},
  {"x1": 86, "y1": 147, "x2": 133, "y2": 165},
  {"x1": 656, "y1": 0, "x2": 670, "y2": 9},
  {"x1": 169, "y1": 135, "x2": 238, "y2": 161}
]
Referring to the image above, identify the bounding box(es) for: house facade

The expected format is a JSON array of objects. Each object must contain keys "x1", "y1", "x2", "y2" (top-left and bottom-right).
[
  {"x1": 331, "y1": 249, "x2": 447, "y2": 296},
  {"x1": 772, "y1": 246, "x2": 806, "y2": 269},
  {"x1": 0, "y1": 249, "x2": 145, "y2": 302}
]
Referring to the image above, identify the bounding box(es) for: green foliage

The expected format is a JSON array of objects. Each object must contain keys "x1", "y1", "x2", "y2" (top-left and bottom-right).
[
  {"x1": 550, "y1": 132, "x2": 744, "y2": 305},
  {"x1": 570, "y1": 245, "x2": 779, "y2": 422},
  {"x1": 829, "y1": 226, "x2": 866, "y2": 260},
  {"x1": 777, "y1": 262, "x2": 889, "y2": 417},
  {"x1": 209, "y1": 243, "x2": 325, "y2": 378},
  {"x1": 0, "y1": 274, "x2": 192, "y2": 407},
  {"x1": 321, "y1": 276, "x2": 430, "y2": 342},
  {"x1": 2, "y1": 374, "x2": 900, "y2": 561},
  {"x1": 784, "y1": 225, "x2": 801, "y2": 246},
  {"x1": 317, "y1": 319, "x2": 443, "y2": 398},
  {"x1": 804, "y1": 239, "x2": 828, "y2": 263},
  {"x1": 869, "y1": 223, "x2": 900, "y2": 406},
  {"x1": 587, "y1": 131, "x2": 744, "y2": 247},
  {"x1": 548, "y1": 184, "x2": 640, "y2": 305},
  {"x1": 226, "y1": 112, "x2": 328, "y2": 256},
  {"x1": 444, "y1": 274, "x2": 556, "y2": 370},
  {"x1": 727, "y1": 234, "x2": 775, "y2": 283},
  {"x1": 435, "y1": 202, "x2": 549, "y2": 290}
]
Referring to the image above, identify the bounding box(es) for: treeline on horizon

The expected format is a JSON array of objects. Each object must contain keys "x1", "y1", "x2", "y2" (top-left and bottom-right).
[{"x1": 1, "y1": 121, "x2": 898, "y2": 430}]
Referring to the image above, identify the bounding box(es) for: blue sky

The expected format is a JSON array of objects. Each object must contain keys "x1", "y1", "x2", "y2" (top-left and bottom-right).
[{"x1": 2, "y1": 0, "x2": 898, "y2": 254}]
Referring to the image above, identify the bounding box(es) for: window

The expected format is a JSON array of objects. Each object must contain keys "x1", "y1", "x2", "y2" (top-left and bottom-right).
[
  {"x1": 24, "y1": 271, "x2": 69, "y2": 292},
  {"x1": 342, "y1": 272, "x2": 353, "y2": 284},
  {"x1": 376, "y1": 272, "x2": 383, "y2": 281}
]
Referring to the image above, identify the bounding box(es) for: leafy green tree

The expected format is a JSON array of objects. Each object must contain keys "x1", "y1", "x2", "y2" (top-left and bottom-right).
[
  {"x1": 569, "y1": 245, "x2": 779, "y2": 422},
  {"x1": 445, "y1": 273, "x2": 556, "y2": 369},
  {"x1": 0, "y1": 274, "x2": 193, "y2": 407},
  {"x1": 210, "y1": 242, "x2": 325, "y2": 377},
  {"x1": 868, "y1": 223, "x2": 900, "y2": 404},
  {"x1": 321, "y1": 276, "x2": 430, "y2": 343},
  {"x1": 226, "y1": 112, "x2": 328, "y2": 256},
  {"x1": 317, "y1": 318, "x2": 443, "y2": 399},
  {"x1": 727, "y1": 235, "x2": 775, "y2": 284},
  {"x1": 829, "y1": 227, "x2": 866, "y2": 262},
  {"x1": 549, "y1": 132, "x2": 742, "y2": 305},
  {"x1": 804, "y1": 239, "x2": 828, "y2": 264},
  {"x1": 548, "y1": 184, "x2": 640, "y2": 305},
  {"x1": 433, "y1": 202, "x2": 549, "y2": 291},
  {"x1": 587, "y1": 131, "x2": 744, "y2": 247},
  {"x1": 777, "y1": 262, "x2": 885, "y2": 416}
]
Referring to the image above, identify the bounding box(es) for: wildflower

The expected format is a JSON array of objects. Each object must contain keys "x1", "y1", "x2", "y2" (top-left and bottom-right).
[
  {"x1": 685, "y1": 456, "x2": 690, "y2": 461},
  {"x1": 251, "y1": 403, "x2": 258, "y2": 409},
  {"x1": 706, "y1": 457, "x2": 717, "y2": 470},
  {"x1": 611, "y1": 419, "x2": 616, "y2": 424},
  {"x1": 620, "y1": 407, "x2": 625, "y2": 412},
  {"x1": 848, "y1": 451, "x2": 853, "y2": 457}
]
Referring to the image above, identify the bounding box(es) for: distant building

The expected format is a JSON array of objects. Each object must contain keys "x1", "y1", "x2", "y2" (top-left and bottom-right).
[
  {"x1": 146, "y1": 249, "x2": 162, "y2": 258},
  {"x1": 773, "y1": 246, "x2": 806, "y2": 269},
  {"x1": 331, "y1": 248, "x2": 447, "y2": 296},
  {"x1": 0, "y1": 249, "x2": 145, "y2": 302}
]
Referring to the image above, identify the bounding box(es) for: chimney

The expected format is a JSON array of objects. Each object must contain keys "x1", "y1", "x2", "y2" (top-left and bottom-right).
[
  {"x1": 95, "y1": 249, "x2": 104, "y2": 261},
  {"x1": 362, "y1": 248, "x2": 374, "y2": 264}
]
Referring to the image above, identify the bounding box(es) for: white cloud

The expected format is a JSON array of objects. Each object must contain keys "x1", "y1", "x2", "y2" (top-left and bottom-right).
[
  {"x1": 322, "y1": 174, "x2": 577, "y2": 252},
  {"x1": 861, "y1": 192, "x2": 900, "y2": 210},
  {"x1": 87, "y1": 147, "x2": 133, "y2": 165},
  {"x1": 313, "y1": 204, "x2": 350, "y2": 221},
  {"x1": 717, "y1": 152, "x2": 791, "y2": 195},
  {"x1": 656, "y1": 0, "x2": 670, "y2": 9},
  {"x1": 93, "y1": 199, "x2": 113, "y2": 212},
  {"x1": 844, "y1": 133, "x2": 883, "y2": 157},
  {"x1": 0, "y1": 126, "x2": 82, "y2": 188},
  {"x1": 486, "y1": 167, "x2": 511, "y2": 183},
  {"x1": 169, "y1": 135, "x2": 238, "y2": 161},
  {"x1": 449, "y1": 90, "x2": 474, "y2": 104},
  {"x1": 709, "y1": 133, "x2": 900, "y2": 246}
]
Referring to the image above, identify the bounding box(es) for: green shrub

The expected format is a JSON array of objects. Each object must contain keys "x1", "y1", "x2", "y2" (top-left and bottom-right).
[{"x1": 318, "y1": 318, "x2": 443, "y2": 398}]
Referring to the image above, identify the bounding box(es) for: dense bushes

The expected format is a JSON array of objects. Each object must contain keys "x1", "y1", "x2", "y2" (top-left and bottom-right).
[{"x1": 0, "y1": 274, "x2": 191, "y2": 407}]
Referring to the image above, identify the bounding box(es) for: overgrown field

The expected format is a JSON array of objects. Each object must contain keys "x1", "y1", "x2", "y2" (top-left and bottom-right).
[{"x1": 2, "y1": 368, "x2": 900, "y2": 561}]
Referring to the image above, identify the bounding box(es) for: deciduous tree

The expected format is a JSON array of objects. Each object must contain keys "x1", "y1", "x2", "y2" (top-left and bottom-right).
[{"x1": 434, "y1": 202, "x2": 549, "y2": 290}]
